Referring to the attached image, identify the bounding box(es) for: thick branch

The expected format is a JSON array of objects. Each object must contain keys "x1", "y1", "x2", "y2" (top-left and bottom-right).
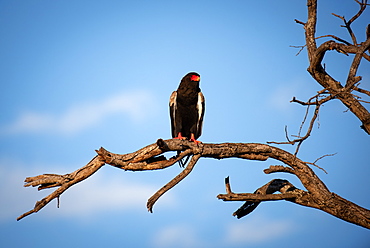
[
  {"x1": 218, "y1": 178, "x2": 370, "y2": 228},
  {"x1": 18, "y1": 139, "x2": 370, "y2": 229}
]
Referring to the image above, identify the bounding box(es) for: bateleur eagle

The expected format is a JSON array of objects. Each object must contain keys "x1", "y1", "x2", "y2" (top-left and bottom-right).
[{"x1": 170, "y1": 72, "x2": 205, "y2": 146}]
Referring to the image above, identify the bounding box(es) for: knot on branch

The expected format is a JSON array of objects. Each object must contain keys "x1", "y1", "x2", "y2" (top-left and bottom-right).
[
  {"x1": 96, "y1": 147, "x2": 113, "y2": 163},
  {"x1": 156, "y1": 138, "x2": 168, "y2": 150}
]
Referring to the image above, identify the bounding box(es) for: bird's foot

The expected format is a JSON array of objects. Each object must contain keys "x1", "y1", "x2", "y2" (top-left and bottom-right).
[
  {"x1": 190, "y1": 133, "x2": 202, "y2": 145},
  {"x1": 174, "y1": 132, "x2": 187, "y2": 140},
  {"x1": 190, "y1": 138, "x2": 202, "y2": 145}
]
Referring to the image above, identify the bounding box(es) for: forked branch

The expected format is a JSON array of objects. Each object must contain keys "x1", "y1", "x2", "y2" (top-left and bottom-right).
[
  {"x1": 17, "y1": 139, "x2": 370, "y2": 229},
  {"x1": 293, "y1": 0, "x2": 370, "y2": 134}
]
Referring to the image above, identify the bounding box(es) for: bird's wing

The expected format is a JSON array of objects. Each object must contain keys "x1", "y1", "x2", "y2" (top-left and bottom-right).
[
  {"x1": 196, "y1": 92, "x2": 205, "y2": 138},
  {"x1": 233, "y1": 201, "x2": 261, "y2": 219},
  {"x1": 169, "y1": 91, "x2": 177, "y2": 138}
]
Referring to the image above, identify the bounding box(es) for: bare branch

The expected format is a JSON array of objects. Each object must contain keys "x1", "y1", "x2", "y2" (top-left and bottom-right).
[
  {"x1": 345, "y1": 38, "x2": 370, "y2": 89},
  {"x1": 304, "y1": 161, "x2": 328, "y2": 174},
  {"x1": 16, "y1": 0, "x2": 370, "y2": 232},
  {"x1": 219, "y1": 179, "x2": 300, "y2": 218},
  {"x1": 315, "y1": 34, "x2": 352, "y2": 45},
  {"x1": 18, "y1": 138, "x2": 370, "y2": 228},
  {"x1": 225, "y1": 176, "x2": 232, "y2": 194},
  {"x1": 294, "y1": 19, "x2": 306, "y2": 26},
  {"x1": 17, "y1": 155, "x2": 105, "y2": 221},
  {"x1": 218, "y1": 176, "x2": 370, "y2": 228},
  {"x1": 353, "y1": 85, "x2": 370, "y2": 96},
  {"x1": 147, "y1": 153, "x2": 201, "y2": 213},
  {"x1": 268, "y1": 103, "x2": 320, "y2": 146},
  {"x1": 290, "y1": 45, "x2": 306, "y2": 56},
  {"x1": 348, "y1": 0, "x2": 368, "y2": 31},
  {"x1": 263, "y1": 165, "x2": 295, "y2": 175},
  {"x1": 331, "y1": 0, "x2": 368, "y2": 45},
  {"x1": 304, "y1": 0, "x2": 370, "y2": 134}
]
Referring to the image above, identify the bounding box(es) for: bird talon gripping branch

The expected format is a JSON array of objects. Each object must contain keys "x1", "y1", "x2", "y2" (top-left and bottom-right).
[{"x1": 189, "y1": 133, "x2": 202, "y2": 144}]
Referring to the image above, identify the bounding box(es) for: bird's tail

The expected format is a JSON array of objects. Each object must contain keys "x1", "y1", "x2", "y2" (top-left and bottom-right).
[
  {"x1": 233, "y1": 189, "x2": 261, "y2": 218},
  {"x1": 233, "y1": 201, "x2": 260, "y2": 219}
]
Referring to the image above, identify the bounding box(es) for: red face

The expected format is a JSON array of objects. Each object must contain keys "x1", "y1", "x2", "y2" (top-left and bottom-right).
[{"x1": 190, "y1": 75, "x2": 200, "y2": 81}]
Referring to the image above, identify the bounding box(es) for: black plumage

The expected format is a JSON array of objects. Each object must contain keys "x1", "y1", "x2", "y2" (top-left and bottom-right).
[
  {"x1": 233, "y1": 192, "x2": 261, "y2": 219},
  {"x1": 170, "y1": 72, "x2": 205, "y2": 144}
]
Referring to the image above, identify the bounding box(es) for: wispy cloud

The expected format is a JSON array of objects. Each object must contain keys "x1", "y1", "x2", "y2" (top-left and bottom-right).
[
  {"x1": 268, "y1": 84, "x2": 297, "y2": 112},
  {"x1": 1, "y1": 90, "x2": 157, "y2": 135},
  {"x1": 0, "y1": 160, "x2": 175, "y2": 221},
  {"x1": 224, "y1": 215, "x2": 295, "y2": 245},
  {"x1": 152, "y1": 224, "x2": 206, "y2": 248},
  {"x1": 151, "y1": 214, "x2": 295, "y2": 248},
  {"x1": 267, "y1": 77, "x2": 313, "y2": 113}
]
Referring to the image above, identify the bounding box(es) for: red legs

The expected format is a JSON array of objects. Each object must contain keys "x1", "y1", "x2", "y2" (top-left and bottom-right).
[
  {"x1": 174, "y1": 133, "x2": 202, "y2": 144},
  {"x1": 189, "y1": 133, "x2": 202, "y2": 145},
  {"x1": 174, "y1": 132, "x2": 187, "y2": 140}
]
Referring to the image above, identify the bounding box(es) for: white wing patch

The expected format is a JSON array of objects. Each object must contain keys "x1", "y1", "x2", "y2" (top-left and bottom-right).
[
  {"x1": 169, "y1": 91, "x2": 177, "y2": 137},
  {"x1": 196, "y1": 92, "x2": 205, "y2": 133},
  {"x1": 170, "y1": 91, "x2": 177, "y2": 111}
]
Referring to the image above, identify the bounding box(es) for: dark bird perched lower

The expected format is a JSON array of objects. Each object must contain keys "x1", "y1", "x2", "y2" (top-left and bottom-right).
[
  {"x1": 233, "y1": 190, "x2": 261, "y2": 219},
  {"x1": 169, "y1": 72, "x2": 205, "y2": 166}
]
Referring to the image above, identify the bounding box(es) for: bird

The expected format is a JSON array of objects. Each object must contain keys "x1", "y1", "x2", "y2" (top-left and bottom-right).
[
  {"x1": 233, "y1": 179, "x2": 291, "y2": 219},
  {"x1": 233, "y1": 193, "x2": 261, "y2": 219},
  {"x1": 169, "y1": 72, "x2": 205, "y2": 165}
]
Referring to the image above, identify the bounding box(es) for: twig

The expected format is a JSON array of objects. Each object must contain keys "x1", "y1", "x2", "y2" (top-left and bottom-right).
[
  {"x1": 225, "y1": 176, "x2": 232, "y2": 194},
  {"x1": 294, "y1": 19, "x2": 306, "y2": 25},
  {"x1": 146, "y1": 154, "x2": 201, "y2": 213},
  {"x1": 305, "y1": 161, "x2": 328, "y2": 174},
  {"x1": 315, "y1": 34, "x2": 352, "y2": 45},
  {"x1": 17, "y1": 155, "x2": 105, "y2": 221},
  {"x1": 290, "y1": 45, "x2": 306, "y2": 56},
  {"x1": 353, "y1": 85, "x2": 370, "y2": 97},
  {"x1": 268, "y1": 103, "x2": 320, "y2": 146},
  {"x1": 314, "y1": 153, "x2": 337, "y2": 164}
]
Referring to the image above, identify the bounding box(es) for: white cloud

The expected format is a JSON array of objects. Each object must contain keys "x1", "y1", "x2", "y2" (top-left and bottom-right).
[
  {"x1": 268, "y1": 77, "x2": 317, "y2": 112},
  {"x1": 268, "y1": 85, "x2": 297, "y2": 111},
  {"x1": 151, "y1": 215, "x2": 295, "y2": 248},
  {"x1": 0, "y1": 160, "x2": 175, "y2": 221},
  {"x1": 152, "y1": 224, "x2": 206, "y2": 248},
  {"x1": 2, "y1": 90, "x2": 157, "y2": 135},
  {"x1": 224, "y1": 215, "x2": 295, "y2": 245},
  {"x1": 54, "y1": 173, "x2": 157, "y2": 217}
]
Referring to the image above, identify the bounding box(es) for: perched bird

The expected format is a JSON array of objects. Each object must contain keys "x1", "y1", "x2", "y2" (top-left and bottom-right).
[{"x1": 169, "y1": 72, "x2": 205, "y2": 165}]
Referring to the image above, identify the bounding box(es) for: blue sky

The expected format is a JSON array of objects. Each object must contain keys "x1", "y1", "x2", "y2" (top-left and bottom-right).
[{"x1": 1, "y1": 0, "x2": 369, "y2": 247}]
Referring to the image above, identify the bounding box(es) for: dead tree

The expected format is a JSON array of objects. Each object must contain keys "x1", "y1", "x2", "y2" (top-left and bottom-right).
[{"x1": 17, "y1": 0, "x2": 370, "y2": 229}]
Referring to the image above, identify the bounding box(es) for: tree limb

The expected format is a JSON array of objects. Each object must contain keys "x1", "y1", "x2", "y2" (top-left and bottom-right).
[
  {"x1": 147, "y1": 153, "x2": 201, "y2": 212},
  {"x1": 17, "y1": 155, "x2": 105, "y2": 221},
  {"x1": 299, "y1": 0, "x2": 370, "y2": 134},
  {"x1": 17, "y1": 139, "x2": 370, "y2": 229}
]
